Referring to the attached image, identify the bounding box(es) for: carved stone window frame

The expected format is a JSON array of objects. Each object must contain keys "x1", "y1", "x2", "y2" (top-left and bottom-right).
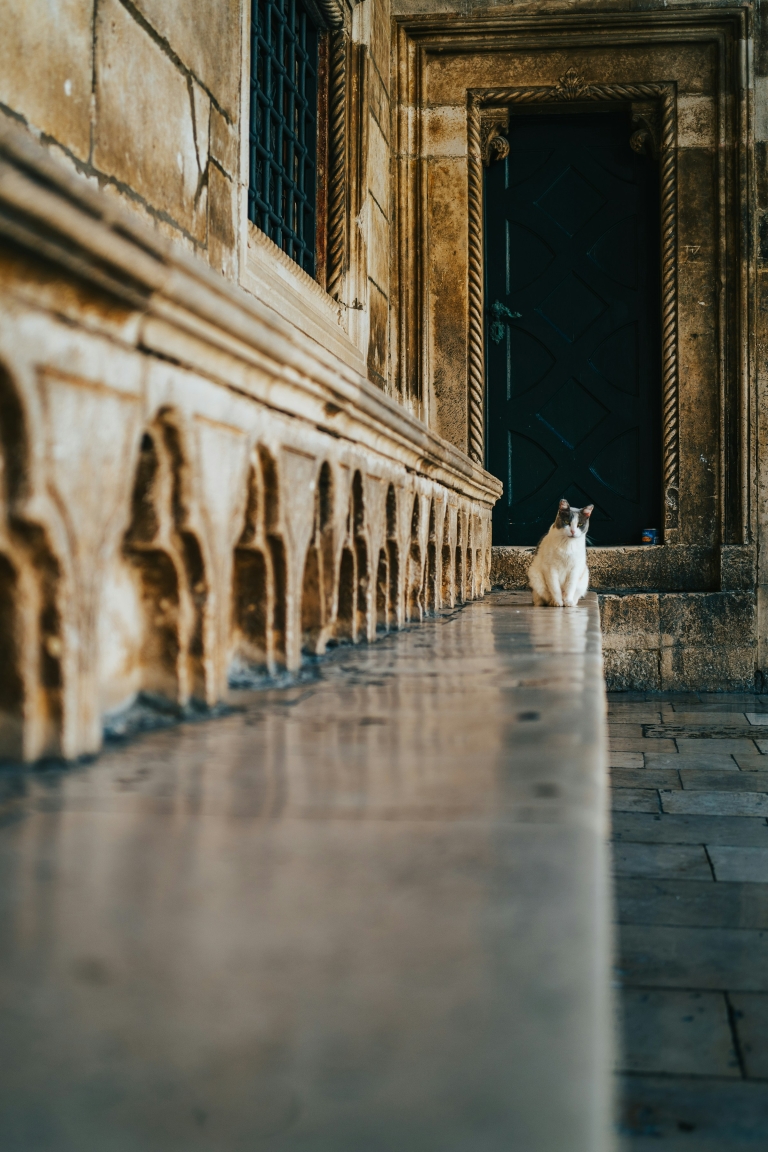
[
  {"x1": 467, "y1": 76, "x2": 679, "y2": 530},
  {"x1": 239, "y1": 0, "x2": 363, "y2": 372}
]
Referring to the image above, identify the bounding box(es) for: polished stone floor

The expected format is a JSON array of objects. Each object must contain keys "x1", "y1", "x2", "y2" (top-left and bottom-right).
[
  {"x1": 0, "y1": 593, "x2": 613, "y2": 1152},
  {"x1": 611, "y1": 694, "x2": 768, "y2": 1150}
]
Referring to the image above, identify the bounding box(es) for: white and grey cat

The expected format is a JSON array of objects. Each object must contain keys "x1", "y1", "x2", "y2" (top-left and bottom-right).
[{"x1": 528, "y1": 499, "x2": 593, "y2": 607}]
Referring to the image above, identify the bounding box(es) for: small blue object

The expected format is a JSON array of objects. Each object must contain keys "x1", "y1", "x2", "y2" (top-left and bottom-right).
[{"x1": 641, "y1": 528, "x2": 658, "y2": 545}]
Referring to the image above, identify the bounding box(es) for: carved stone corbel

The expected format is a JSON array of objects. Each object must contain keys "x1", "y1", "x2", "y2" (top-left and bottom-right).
[{"x1": 480, "y1": 108, "x2": 510, "y2": 166}]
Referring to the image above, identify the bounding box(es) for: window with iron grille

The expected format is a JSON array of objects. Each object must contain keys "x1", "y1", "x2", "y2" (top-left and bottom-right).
[{"x1": 249, "y1": 0, "x2": 320, "y2": 276}]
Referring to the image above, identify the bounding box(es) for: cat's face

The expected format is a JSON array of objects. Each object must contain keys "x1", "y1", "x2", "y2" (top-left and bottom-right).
[{"x1": 554, "y1": 499, "x2": 593, "y2": 539}]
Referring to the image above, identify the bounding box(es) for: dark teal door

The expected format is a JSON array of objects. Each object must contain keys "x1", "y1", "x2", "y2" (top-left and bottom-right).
[{"x1": 485, "y1": 112, "x2": 661, "y2": 545}]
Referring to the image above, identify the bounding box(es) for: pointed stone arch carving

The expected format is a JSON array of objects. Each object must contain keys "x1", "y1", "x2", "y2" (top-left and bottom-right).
[{"x1": 122, "y1": 410, "x2": 211, "y2": 708}]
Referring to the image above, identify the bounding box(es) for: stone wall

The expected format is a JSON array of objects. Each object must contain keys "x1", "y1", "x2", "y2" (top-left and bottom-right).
[
  {"x1": 0, "y1": 0, "x2": 395, "y2": 396},
  {"x1": 0, "y1": 123, "x2": 498, "y2": 762}
]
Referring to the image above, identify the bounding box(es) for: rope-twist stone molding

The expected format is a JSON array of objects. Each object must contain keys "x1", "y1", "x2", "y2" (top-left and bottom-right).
[
  {"x1": 466, "y1": 73, "x2": 679, "y2": 528},
  {"x1": 326, "y1": 29, "x2": 347, "y2": 300}
]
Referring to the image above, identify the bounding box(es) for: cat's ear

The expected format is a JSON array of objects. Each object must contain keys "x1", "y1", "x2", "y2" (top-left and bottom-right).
[
  {"x1": 582, "y1": 504, "x2": 594, "y2": 517},
  {"x1": 558, "y1": 498, "x2": 570, "y2": 511}
]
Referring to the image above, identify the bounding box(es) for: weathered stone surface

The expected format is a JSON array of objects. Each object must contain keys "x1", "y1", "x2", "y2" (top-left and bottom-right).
[
  {"x1": 721, "y1": 545, "x2": 757, "y2": 590},
  {"x1": 133, "y1": 0, "x2": 242, "y2": 118},
  {"x1": 680, "y1": 769, "x2": 768, "y2": 793},
  {"x1": 603, "y1": 649, "x2": 660, "y2": 692},
  {"x1": 708, "y1": 846, "x2": 768, "y2": 884},
  {"x1": 661, "y1": 643, "x2": 756, "y2": 693},
  {"x1": 0, "y1": 0, "x2": 93, "y2": 160},
  {"x1": 491, "y1": 547, "x2": 531, "y2": 589},
  {"x1": 618, "y1": 1075, "x2": 768, "y2": 1147},
  {"x1": 427, "y1": 156, "x2": 469, "y2": 451},
  {"x1": 612, "y1": 813, "x2": 768, "y2": 846},
  {"x1": 611, "y1": 788, "x2": 661, "y2": 814},
  {"x1": 610, "y1": 769, "x2": 680, "y2": 790},
  {"x1": 209, "y1": 106, "x2": 238, "y2": 177},
  {"x1": 369, "y1": 0, "x2": 393, "y2": 91},
  {"x1": 615, "y1": 876, "x2": 768, "y2": 930},
  {"x1": 367, "y1": 197, "x2": 390, "y2": 300},
  {"x1": 672, "y1": 711, "x2": 753, "y2": 726},
  {"x1": 600, "y1": 594, "x2": 660, "y2": 650},
  {"x1": 94, "y1": 0, "x2": 207, "y2": 238},
  {"x1": 367, "y1": 110, "x2": 390, "y2": 214},
  {"x1": 612, "y1": 842, "x2": 713, "y2": 881},
  {"x1": 644, "y1": 752, "x2": 737, "y2": 770},
  {"x1": 620, "y1": 923, "x2": 768, "y2": 991},
  {"x1": 207, "y1": 162, "x2": 237, "y2": 277},
  {"x1": 661, "y1": 791, "x2": 768, "y2": 818},
  {"x1": 608, "y1": 751, "x2": 644, "y2": 768},
  {"x1": 660, "y1": 592, "x2": 756, "y2": 648},
  {"x1": 607, "y1": 723, "x2": 644, "y2": 737},
  {"x1": 618, "y1": 989, "x2": 739, "y2": 1077},
  {"x1": 610, "y1": 738, "x2": 676, "y2": 753},
  {"x1": 729, "y1": 994, "x2": 768, "y2": 1079},
  {"x1": 366, "y1": 280, "x2": 389, "y2": 386}
]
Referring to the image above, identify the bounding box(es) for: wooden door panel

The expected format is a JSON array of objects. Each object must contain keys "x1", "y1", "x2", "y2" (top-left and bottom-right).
[{"x1": 485, "y1": 112, "x2": 661, "y2": 546}]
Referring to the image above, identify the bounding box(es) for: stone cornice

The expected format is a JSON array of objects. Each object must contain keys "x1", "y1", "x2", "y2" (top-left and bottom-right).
[{"x1": 0, "y1": 121, "x2": 501, "y2": 507}]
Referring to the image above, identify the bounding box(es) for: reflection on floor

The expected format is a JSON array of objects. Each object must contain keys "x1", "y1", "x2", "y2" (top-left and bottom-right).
[
  {"x1": 611, "y1": 693, "x2": 768, "y2": 1150},
  {"x1": 0, "y1": 592, "x2": 613, "y2": 1152}
]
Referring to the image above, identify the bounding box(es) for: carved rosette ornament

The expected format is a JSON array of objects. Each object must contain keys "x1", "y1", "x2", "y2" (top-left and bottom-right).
[{"x1": 467, "y1": 77, "x2": 679, "y2": 530}]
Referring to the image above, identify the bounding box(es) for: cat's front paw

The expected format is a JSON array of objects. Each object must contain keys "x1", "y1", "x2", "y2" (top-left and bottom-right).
[
  {"x1": 551, "y1": 598, "x2": 564, "y2": 607},
  {"x1": 564, "y1": 598, "x2": 578, "y2": 607}
]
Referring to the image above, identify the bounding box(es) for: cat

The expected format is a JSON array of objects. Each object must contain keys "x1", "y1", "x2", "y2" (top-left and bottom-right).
[{"x1": 528, "y1": 499, "x2": 593, "y2": 607}]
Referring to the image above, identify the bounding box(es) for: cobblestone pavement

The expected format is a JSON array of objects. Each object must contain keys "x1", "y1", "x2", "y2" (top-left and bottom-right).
[{"x1": 611, "y1": 693, "x2": 768, "y2": 1149}]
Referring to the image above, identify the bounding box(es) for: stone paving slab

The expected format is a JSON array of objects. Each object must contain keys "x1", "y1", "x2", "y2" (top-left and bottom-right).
[
  {"x1": 660, "y1": 790, "x2": 768, "y2": 817},
  {"x1": 708, "y1": 846, "x2": 768, "y2": 883},
  {"x1": 644, "y1": 751, "x2": 739, "y2": 769},
  {"x1": 729, "y1": 993, "x2": 768, "y2": 1078},
  {"x1": 608, "y1": 724, "x2": 646, "y2": 737},
  {"x1": 679, "y1": 769, "x2": 768, "y2": 791},
  {"x1": 612, "y1": 789, "x2": 661, "y2": 813},
  {"x1": 615, "y1": 877, "x2": 768, "y2": 930},
  {"x1": 613, "y1": 843, "x2": 713, "y2": 881},
  {"x1": 610, "y1": 769, "x2": 681, "y2": 789},
  {"x1": 612, "y1": 812, "x2": 768, "y2": 846},
  {"x1": 618, "y1": 989, "x2": 739, "y2": 1077},
  {"x1": 619, "y1": 1075, "x2": 768, "y2": 1149},
  {"x1": 608, "y1": 711, "x2": 663, "y2": 723},
  {"x1": 733, "y1": 753, "x2": 768, "y2": 770},
  {"x1": 0, "y1": 592, "x2": 615, "y2": 1152},
  {"x1": 664, "y1": 712, "x2": 753, "y2": 726},
  {"x1": 610, "y1": 752, "x2": 645, "y2": 768},
  {"x1": 619, "y1": 924, "x2": 768, "y2": 990},
  {"x1": 611, "y1": 738, "x2": 678, "y2": 753}
]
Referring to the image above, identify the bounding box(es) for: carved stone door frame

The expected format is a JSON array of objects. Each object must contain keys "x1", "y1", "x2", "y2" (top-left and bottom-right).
[
  {"x1": 392, "y1": 8, "x2": 753, "y2": 558},
  {"x1": 467, "y1": 77, "x2": 679, "y2": 532}
]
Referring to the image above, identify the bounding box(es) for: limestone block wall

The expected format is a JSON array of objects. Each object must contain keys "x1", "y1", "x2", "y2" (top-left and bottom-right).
[
  {"x1": 0, "y1": 0, "x2": 395, "y2": 402},
  {"x1": 0, "y1": 124, "x2": 499, "y2": 763}
]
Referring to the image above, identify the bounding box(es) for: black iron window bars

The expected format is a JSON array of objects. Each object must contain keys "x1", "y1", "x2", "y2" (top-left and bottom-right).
[{"x1": 249, "y1": 0, "x2": 319, "y2": 275}]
